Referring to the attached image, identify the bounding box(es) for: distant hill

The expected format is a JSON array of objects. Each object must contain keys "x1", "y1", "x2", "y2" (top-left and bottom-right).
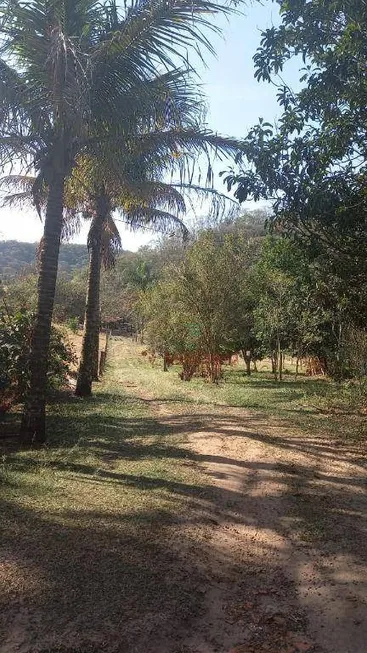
[{"x1": 0, "y1": 241, "x2": 89, "y2": 278}]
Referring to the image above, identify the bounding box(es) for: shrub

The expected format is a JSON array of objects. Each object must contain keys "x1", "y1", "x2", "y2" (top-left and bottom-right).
[
  {"x1": 0, "y1": 309, "x2": 76, "y2": 413},
  {"x1": 66, "y1": 316, "x2": 80, "y2": 334}
]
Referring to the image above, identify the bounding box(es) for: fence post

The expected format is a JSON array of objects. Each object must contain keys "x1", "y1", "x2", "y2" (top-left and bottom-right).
[
  {"x1": 99, "y1": 330, "x2": 111, "y2": 377},
  {"x1": 99, "y1": 350, "x2": 106, "y2": 376}
]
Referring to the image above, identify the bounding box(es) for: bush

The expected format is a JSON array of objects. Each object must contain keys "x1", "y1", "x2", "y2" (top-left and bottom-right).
[
  {"x1": 0, "y1": 309, "x2": 76, "y2": 413},
  {"x1": 341, "y1": 327, "x2": 367, "y2": 383},
  {"x1": 66, "y1": 316, "x2": 80, "y2": 334}
]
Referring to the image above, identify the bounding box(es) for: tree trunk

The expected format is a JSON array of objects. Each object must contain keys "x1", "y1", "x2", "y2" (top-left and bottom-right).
[
  {"x1": 271, "y1": 353, "x2": 278, "y2": 381},
  {"x1": 278, "y1": 337, "x2": 283, "y2": 382},
  {"x1": 163, "y1": 351, "x2": 169, "y2": 372},
  {"x1": 75, "y1": 194, "x2": 108, "y2": 397},
  {"x1": 20, "y1": 174, "x2": 65, "y2": 444},
  {"x1": 208, "y1": 351, "x2": 219, "y2": 383},
  {"x1": 92, "y1": 313, "x2": 100, "y2": 381},
  {"x1": 241, "y1": 349, "x2": 251, "y2": 376}
]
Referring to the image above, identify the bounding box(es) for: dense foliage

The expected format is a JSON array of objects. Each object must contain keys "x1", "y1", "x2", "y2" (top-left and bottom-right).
[
  {"x1": 3, "y1": 210, "x2": 367, "y2": 386},
  {"x1": 0, "y1": 309, "x2": 75, "y2": 413},
  {"x1": 225, "y1": 0, "x2": 367, "y2": 323},
  {"x1": 138, "y1": 216, "x2": 367, "y2": 383}
]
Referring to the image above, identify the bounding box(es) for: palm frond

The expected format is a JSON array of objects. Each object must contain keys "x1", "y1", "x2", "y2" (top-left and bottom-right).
[
  {"x1": 125, "y1": 129, "x2": 244, "y2": 188},
  {"x1": 89, "y1": 129, "x2": 243, "y2": 192},
  {"x1": 101, "y1": 212, "x2": 122, "y2": 269},
  {"x1": 0, "y1": 2, "x2": 94, "y2": 136},
  {"x1": 0, "y1": 172, "x2": 47, "y2": 216},
  {"x1": 0, "y1": 174, "x2": 36, "y2": 194},
  {"x1": 0, "y1": 134, "x2": 42, "y2": 168},
  {"x1": 61, "y1": 208, "x2": 84, "y2": 242},
  {"x1": 0, "y1": 172, "x2": 87, "y2": 238},
  {"x1": 0, "y1": 190, "x2": 33, "y2": 209},
  {"x1": 132, "y1": 129, "x2": 243, "y2": 160},
  {"x1": 172, "y1": 182, "x2": 237, "y2": 220},
  {"x1": 113, "y1": 179, "x2": 186, "y2": 214},
  {"x1": 0, "y1": 58, "x2": 48, "y2": 133},
  {"x1": 122, "y1": 206, "x2": 189, "y2": 239},
  {"x1": 92, "y1": 66, "x2": 206, "y2": 132},
  {"x1": 94, "y1": 0, "x2": 233, "y2": 85},
  {"x1": 90, "y1": 0, "x2": 236, "y2": 132}
]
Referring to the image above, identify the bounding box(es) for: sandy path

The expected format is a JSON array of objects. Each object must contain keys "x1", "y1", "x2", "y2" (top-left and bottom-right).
[{"x1": 142, "y1": 398, "x2": 367, "y2": 653}]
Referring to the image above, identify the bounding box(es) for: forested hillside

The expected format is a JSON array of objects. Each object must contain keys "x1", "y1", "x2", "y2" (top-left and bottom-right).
[{"x1": 0, "y1": 241, "x2": 89, "y2": 278}]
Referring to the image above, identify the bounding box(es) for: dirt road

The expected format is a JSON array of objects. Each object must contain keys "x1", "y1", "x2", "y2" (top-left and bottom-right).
[{"x1": 139, "y1": 396, "x2": 367, "y2": 653}]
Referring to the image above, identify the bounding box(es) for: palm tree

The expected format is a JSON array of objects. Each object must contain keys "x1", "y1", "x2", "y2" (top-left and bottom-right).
[
  {"x1": 78, "y1": 191, "x2": 117, "y2": 391},
  {"x1": 0, "y1": 0, "x2": 238, "y2": 443},
  {"x1": 1, "y1": 65, "x2": 241, "y2": 400},
  {"x1": 75, "y1": 183, "x2": 188, "y2": 396}
]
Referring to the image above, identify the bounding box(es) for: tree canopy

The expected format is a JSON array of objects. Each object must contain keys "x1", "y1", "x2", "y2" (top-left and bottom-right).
[{"x1": 225, "y1": 0, "x2": 367, "y2": 317}]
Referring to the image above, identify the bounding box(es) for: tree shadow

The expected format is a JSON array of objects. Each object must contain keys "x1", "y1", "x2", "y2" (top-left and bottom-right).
[
  {"x1": 225, "y1": 373, "x2": 331, "y2": 393},
  {"x1": 0, "y1": 496, "x2": 210, "y2": 652},
  {"x1": 1, "y1": 388, "x2": 367, "y2": 652},
  {"x1": 4, "y1": 403, "x2": 366, "y2": 557}
]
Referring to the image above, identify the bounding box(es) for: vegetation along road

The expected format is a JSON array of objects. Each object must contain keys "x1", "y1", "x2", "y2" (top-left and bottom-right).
[{"x1": 1, "y1": 338, "x2": 366, "y2": 653}]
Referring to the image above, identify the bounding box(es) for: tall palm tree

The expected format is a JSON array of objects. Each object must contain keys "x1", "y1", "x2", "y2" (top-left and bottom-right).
[
  {"x1": 0, "y1": 0, "x2": 239, "y2": 444},
  {"x1": 68, "y1": 68, "x2": 199, "y2": 395},
  {"x1": 1, "y1": 63, "x2": 242, "y2": 401}
]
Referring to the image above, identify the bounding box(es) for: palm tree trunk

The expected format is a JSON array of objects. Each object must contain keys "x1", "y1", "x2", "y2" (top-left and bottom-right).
[
  {"x1": 92, "y1": 317, "x2": 100, "y2": 381},
  {"x1": 20, "y1": 174, "x2": 65, "y2": 444},
  {"x1": 75, "y1": 219, "x2": 103, "y2": 396},
  {"x1": 93, "y1": 308, "x2": 101, "y2": 381},
  {"x1": 75, "y1": 192, "x2": 108, "y2": 397}
]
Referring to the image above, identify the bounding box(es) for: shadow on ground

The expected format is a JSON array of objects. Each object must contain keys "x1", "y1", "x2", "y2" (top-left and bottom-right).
[{"x1": 1, "y1": 388, "x2": 366, "y2": 653}]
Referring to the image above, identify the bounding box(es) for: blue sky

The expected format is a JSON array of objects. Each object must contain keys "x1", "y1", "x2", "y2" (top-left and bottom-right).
[
  {"x1": 0, "y1": 1, "x2": 300, "y2": 249},
  {"x1": 202, "y1": 2, "x2": 284, "y2": 137}
]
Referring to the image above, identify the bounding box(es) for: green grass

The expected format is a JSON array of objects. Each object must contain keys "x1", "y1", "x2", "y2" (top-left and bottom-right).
[
  {"x1": 114, "y1": 338, "x2": 367, "y2": 443},
  {"x1": 0, "y1": 341, "x2": 213, "y2": 649},
  {"x1": 1, "y1": 397, "x2": 204, "y2": 531}
]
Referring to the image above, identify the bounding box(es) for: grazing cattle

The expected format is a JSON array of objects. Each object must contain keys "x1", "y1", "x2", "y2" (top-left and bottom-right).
[
  {"x1": 305, "y1": 357, "x2": 326, "y2": 376},
  {"x1": 143, "y1": 348, "x2": 241, "y2": 383},
  {"x1": 141, "y1": 349, "x2": 157, "y2": 366}
]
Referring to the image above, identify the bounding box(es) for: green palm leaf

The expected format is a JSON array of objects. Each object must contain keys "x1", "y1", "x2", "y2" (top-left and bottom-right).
[{"x1": 123, "y1": 206, "x2": 189, "y2": 238}]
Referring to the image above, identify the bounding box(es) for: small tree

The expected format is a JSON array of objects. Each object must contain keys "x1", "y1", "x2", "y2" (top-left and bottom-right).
[{"x1": 143, "y1": 228, "x2": 260, "y2": 382}]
